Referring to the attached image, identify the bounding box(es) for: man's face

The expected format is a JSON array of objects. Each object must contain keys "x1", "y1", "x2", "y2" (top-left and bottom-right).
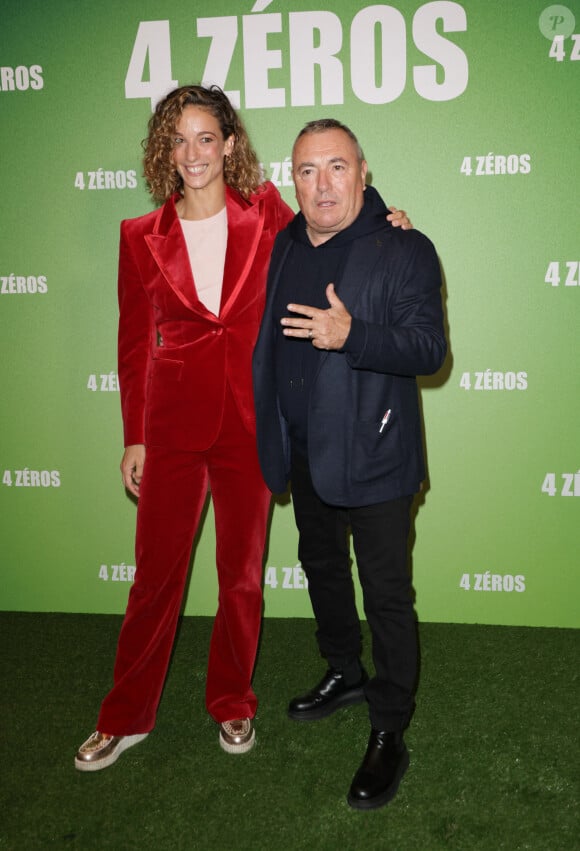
[{"x1": 292, "y1": 128, "x2": 368, "y2": 246}]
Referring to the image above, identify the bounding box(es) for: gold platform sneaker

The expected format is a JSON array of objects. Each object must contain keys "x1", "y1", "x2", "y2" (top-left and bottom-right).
[
  {"x1": 75, "y1": 731, "x2": 149, "y2": 772},
  {"x1": 219, "y1": 718, "x2": 255, "y2": 754}
]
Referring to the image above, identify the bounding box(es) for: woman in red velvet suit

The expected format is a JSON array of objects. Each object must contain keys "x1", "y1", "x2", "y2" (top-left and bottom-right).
[
  {"x1": 75, "y1": 85, "x2": 294, "y2": 770},
  {"x1": 75, "y1": 85, "x2": 410, "y2": 772}
]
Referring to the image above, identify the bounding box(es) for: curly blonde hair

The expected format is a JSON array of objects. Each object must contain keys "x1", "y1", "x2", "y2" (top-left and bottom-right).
[{"x1": 143, "y1": 85, "x2": 263, "y2": 203}]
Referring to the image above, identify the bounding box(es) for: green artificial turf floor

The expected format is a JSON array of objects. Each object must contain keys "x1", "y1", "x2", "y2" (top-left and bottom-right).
[{"x1": 1, "y1": 613, "x2": 577, "y2": 850}]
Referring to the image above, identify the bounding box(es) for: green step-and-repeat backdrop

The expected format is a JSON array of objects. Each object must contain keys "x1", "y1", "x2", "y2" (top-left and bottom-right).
[{"x1": 2, "y1": 0, "x2": 578, "y2": 627}]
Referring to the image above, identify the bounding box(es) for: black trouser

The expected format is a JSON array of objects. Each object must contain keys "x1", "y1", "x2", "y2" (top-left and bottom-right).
[{"x1": 290, "y1": 449, "x2": 418, "y2": 731}]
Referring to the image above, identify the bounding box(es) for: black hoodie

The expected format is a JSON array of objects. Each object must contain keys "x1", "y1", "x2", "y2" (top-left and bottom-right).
[{"x1": 273, "y1": 185, "x2": 393, "y2": 452}]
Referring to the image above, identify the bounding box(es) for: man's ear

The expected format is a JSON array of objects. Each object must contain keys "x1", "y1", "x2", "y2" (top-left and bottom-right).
[{"x1": 361, "y1": 159, "x2": 368, "y2": 184}]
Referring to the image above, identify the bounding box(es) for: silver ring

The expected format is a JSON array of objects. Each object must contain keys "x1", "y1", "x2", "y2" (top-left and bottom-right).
[{"x1": 308, "y1": 329, "x2": 313, "y2": 340}]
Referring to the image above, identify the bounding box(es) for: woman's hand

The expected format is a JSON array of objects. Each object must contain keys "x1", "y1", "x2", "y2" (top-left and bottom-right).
[
  {"x1": 120, "y1": 444, "x2": 146, "y2": 497},
  {"x1": 387, "y1": 206, "x2": 413, "y2": 230}
]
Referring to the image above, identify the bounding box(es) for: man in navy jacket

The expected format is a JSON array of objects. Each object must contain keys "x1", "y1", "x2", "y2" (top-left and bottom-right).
[{"x1": 252, "y1": 119, "x2": 447, "y2": 810}]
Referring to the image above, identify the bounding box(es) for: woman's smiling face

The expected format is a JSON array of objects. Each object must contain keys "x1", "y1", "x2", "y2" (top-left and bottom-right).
[{"x1": 172, "y1": 105, "x2": 234, "y2": 196}]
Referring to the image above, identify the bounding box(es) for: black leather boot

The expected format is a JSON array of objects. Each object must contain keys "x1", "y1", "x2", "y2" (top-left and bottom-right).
[
  {"x1": 347, "y1": 729, "x2": 409, "y2": 810},
  {"x1": 288, "y1": 667, "x2": 368, "y2": 721}
]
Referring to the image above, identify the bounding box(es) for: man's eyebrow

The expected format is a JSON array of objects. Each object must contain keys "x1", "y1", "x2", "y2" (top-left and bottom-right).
[{"x1": 295, "y1": 156, "x2": 348, "y2": 169}]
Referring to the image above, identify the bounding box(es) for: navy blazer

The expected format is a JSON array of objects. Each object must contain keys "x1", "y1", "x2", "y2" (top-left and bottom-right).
[{"x1": 252, "y1": 209, "x2": 447, "y2": 507}]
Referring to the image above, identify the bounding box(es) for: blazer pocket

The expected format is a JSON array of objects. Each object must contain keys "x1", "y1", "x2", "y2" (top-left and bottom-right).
[
  {"x1": 146, "y1": 357, "x2": 186, "y2": 444},
  {"x1": 148, "y1": 356, "x2": 185, "y2": 408},
  {"x1": 150, "y1": 355, "x2": 184, "y2": 383},
  {"x1": 350, "y1": 418, "x2": 404, "y2": 483}
]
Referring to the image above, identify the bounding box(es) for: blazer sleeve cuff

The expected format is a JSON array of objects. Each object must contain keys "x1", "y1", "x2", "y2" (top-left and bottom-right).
[{"x1": 341, "y1": 316, "x2": 366, "y2": 356}]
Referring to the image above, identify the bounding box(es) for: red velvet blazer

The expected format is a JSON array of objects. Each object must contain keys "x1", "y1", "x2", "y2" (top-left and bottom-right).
[{"x1": 117, "y1": 182, "x2": 294, "y2": 452}]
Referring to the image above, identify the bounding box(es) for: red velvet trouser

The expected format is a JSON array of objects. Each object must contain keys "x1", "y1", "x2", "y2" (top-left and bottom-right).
[{"x1": 97, "y1": 391, "x2": 270, "y2": 734}]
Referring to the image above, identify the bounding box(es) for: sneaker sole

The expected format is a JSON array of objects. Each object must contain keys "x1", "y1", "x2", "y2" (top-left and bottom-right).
[
  {"x1": 219, "y1": 728, "x2": 256, "y2": 755},
  {"x1": 74, "y1": 733, "x2": 149, "y2": 772}
]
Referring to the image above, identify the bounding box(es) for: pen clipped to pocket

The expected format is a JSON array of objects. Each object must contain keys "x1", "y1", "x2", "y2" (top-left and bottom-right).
[{"x1": 379, "y1": 409, "x2": 392, "y2": 433}]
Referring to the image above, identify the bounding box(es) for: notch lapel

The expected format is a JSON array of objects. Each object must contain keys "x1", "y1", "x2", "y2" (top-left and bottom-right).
[
  {"x1": 144, "y1": 195, "x2": 213, "y2": 317},
  {"x1": 219, "y1": 188, "x2": 265, "y2": 318}
]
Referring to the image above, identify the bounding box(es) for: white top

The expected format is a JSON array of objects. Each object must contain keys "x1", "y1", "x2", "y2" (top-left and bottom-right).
[{"x1": 179, "y1": 206, "x2": 228, "y2": 316}]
